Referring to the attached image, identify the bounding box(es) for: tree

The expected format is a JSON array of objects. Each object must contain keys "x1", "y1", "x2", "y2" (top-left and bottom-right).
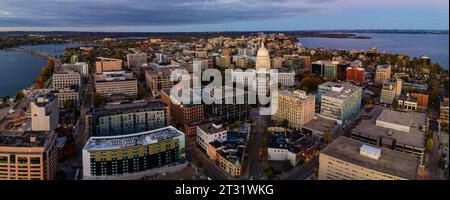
[
  {"x1": 138, "y1": 86, "x2": 147, "y2": 99},
  {"x1": 15, "y1": 90, "x2": 25, "y2": 99},
  {"x1": 281, "y1": 160, "x2": 292, "y2": 172},
  {"x1": 92, "y1": 92, "x2": 105, "y2": 107},
  {"x1": 63, "y1": 100, "x2": 74, "y2": 110},
  {"x1": 297, "y1": 75, "x2": 324, "y2": 93},
  {"x1": 36, "y1": 75, "x2": 46, "y2": 89},
  {"x1": 426, "y1": 138, "x2": 434, "y2": 151},
  {"x1": 281, "y1": 119, "x2": 289, "y2": 128},
  {"x1": 323, "y1": 131, "x2": 331, "y2": 144}
]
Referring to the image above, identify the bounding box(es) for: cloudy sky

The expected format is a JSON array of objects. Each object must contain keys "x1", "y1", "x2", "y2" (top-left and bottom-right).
[{"x1": 0, "y1": 0, "x2": 448, "y2": 32}]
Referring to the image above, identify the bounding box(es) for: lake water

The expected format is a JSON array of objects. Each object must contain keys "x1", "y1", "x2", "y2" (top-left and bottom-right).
[
  {"x1": 0, "y1": 43, "x2": 88, "y2": 97},
  {"x1": 298, "y1": 33, "x2": 449, "y2": 69}
]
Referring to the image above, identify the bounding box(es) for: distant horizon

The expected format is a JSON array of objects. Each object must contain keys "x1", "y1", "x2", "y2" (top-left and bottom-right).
[{"x1": 0, "y1": 29, "x2": 449, "y2": 34}]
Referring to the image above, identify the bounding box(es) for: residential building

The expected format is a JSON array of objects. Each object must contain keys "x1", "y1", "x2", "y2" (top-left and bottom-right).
[
  {"x1": 94, "y1": 71, "x2": 138, "y2": 97},
  {"x1": 351, "y1": 106, "x2": 426, "y2": 163},
  {"x1": 375, "y1": 65, "x2": 392, "y2": 84},
  {"x1": 31, "y1": 93, "x2": 59, "y2": 132},
  {"x1": 323, "y1": 61, "x2": 339, "y2": 80},
  {"x1": 207, "y1": 131, "x2": 248, "y2": 178},
  {"x1": 127, "y1": 52, "x2": 147, "y2": 68},
  {"x1": 145, "y1": 68, "x2": 175, "y2": 97},
  {"x1": 319, "y1": 136, "x2": 418, "y2": 180},
  {"x1": 411, "y1": 93, "x2": 429, "y2": 109},
  {"x1": 380, "y1": 78, "x2": 402, "y2": 105},
  {"x1": 0, "y1": 131, "x2": 58, "y2": 180},
  {"x1": 193, "y1": 59, "x2": 209, "y2": 70},
  {"x1": 336, "y1": 62, "x2": 350, "y2": 81},
  {"x1": 267, "y1": 128, "x2": 317, "y2": 166},
  {"x1": 52, "y1": 70, "x2": 81, "y2": 90},
  {"x1": 62, "y1": 62, "x2": 89, "y2": 77},
  {"x1": 161, "y1": 89, "x2": 204, "y2": 136},
  {"x1": 52, "y1": 86, "x2": 80, "y2": 109},
  {"x1": 82, "y1": 126, "x2": 185, "y2": 180},
  {"x1": 346, "y1": 66, "x2": 365, "y2": 85},
  {"x1": 96, "y1": 57, "x2": 123, "y2": 73},
  {"x1": 318, "y1": 82, "x2": 362, "y2": 127},
  {"x1": 440, "y1": 97, "x2": 449, "y2": 127},
  {"x1": 203, "y1": 86, "x2": 250, "y2": 122},
  {"x1": 86, "y1": 101, "x2": 169, "y2": 137},
  {"x1": 272, "y1": 90, "x2": 315, "y2": 129},
  {"x1": 271, "y1": 57, "x2": 283, "y2": 69},
  {"x1": 196, "y1": 123, "x2": 227, "y2": 152},
  {"x1": 397, "y1": 94, "x2": 418, "y2": 112}
]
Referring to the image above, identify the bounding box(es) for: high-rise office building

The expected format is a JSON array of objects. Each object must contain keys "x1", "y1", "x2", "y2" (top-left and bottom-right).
[
  {"x1": 318, "y1": 82, "x2": 362, "y2": 127},
  {"x1": 94, "y1": 71, "x2": 138, "y2": 97},
  {"x1": 127, "y1": 52, "x2": 147, "y2": 68},
  {"x1": 95, "y1": 57, "x2": 123, "y2": 73},
  {"x1": 31, "y1": 93, "x2": 59, "y2": 132},
  {"x1": 52, "y1": 70, "x2": 82, "y2": 90},
  {"x1": 0, "y1": 131, "x2": 58, "y2": 180},
  {"x1": 272, "y1": 90, "x2": 315, "y2": 129}
]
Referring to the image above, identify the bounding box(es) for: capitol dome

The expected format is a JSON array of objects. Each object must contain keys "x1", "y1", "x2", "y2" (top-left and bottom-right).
[{"x1": 255, "y1": 41, "x2": 271, "y2": 71}]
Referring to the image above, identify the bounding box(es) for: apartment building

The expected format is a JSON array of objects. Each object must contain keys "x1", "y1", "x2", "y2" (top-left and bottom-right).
[
  {"x1": 127, "y1": 52, "x2": 147, "y2": 68},
  {"x1": 82, "y1": 126, "x2": 185, "y2": 179},
  {"x1": 86, "y1": 101, "x2": 169, "y2": 137}
]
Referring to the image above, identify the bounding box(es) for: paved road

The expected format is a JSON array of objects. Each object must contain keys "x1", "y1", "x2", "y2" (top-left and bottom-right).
[
  {"x1": 185, "y1": 136, "x2": 234, "y2": 180},
  {"x1": 248, "y1": 107, "x2": 265, "y2": 180},
  {"x1": 279, "y1": 157, "x2": 318, "y2": 180},
  {"x1": 427, "y1": 130, "x2": 445, "y2": 180}
]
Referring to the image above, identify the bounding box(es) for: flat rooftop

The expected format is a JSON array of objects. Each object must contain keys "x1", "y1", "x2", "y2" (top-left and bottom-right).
[
  {"x1": 268, "y1": 131, "x2": 316, "y2": 154},
  {"x1": 303, "y1": 117, "x2": 340, "y2": 133},
  {"x1": 320, "y1": 82, "x2": 361, "y2": 100},
  {"x1": 321, "y1": 136, "x2": 418, "y2": 180},
  {"x1": 83, "y1": 126, "x2": 184, "y2": 151},
  {"x1": 0, "y1": 131, "x2": 50, "y2": 148},
  {"x1": 352, "y1": 106, "x2": 425, "y2": 148},
  {"x1": 88, "y1": 101, "x2": 165, "y2": 117},
  {"x1": 198, "y1": 123, "x2": 226, "y2": 135}
]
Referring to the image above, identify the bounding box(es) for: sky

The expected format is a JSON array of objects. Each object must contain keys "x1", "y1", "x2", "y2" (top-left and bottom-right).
[{"x1": 0, "y1": 0, "x2": 448, "y2": 32}]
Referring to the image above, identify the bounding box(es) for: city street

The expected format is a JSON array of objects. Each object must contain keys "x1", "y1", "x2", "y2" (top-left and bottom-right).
[
  {"x1": 248, "y1": 107, "x2": 266, "y2": 180},
  {"x1": 185, "y1": 136, "x2": 234, "y2": 180},
  {"x1": 279, "y1": 157, "x2": 318, "y2": 180}
]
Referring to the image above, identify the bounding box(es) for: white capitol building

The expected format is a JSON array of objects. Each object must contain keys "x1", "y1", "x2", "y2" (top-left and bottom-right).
[{"x1": 232, "y1": 41, "x2": 295, "y2": 95}]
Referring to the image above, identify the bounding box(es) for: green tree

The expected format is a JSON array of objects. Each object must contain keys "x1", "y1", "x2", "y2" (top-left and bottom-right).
[
  {"x1": 281, "y1": 160, "x2": 293, "y2": 172},
  {"x1": 281, "y1": 119, "x2": 289, "y2": 128},
  {"x1": 92, "y1": 92, "x2": 105, "y2": 107},
  {"x1": 426, "y1": 138, "x2": 434, "y2": 151},
  {"x1": 15, "y1": 90, "x2": 25, "y2": 99},
  {"x1": 297, "y1": 75, "x2": 324, "y2": 93},
  {"x1": 138, "y1": 86, "x2": 147, "y2": 99},
  {"x1": 63, "y1": 100, "x2": 75, "y2": 110}
]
